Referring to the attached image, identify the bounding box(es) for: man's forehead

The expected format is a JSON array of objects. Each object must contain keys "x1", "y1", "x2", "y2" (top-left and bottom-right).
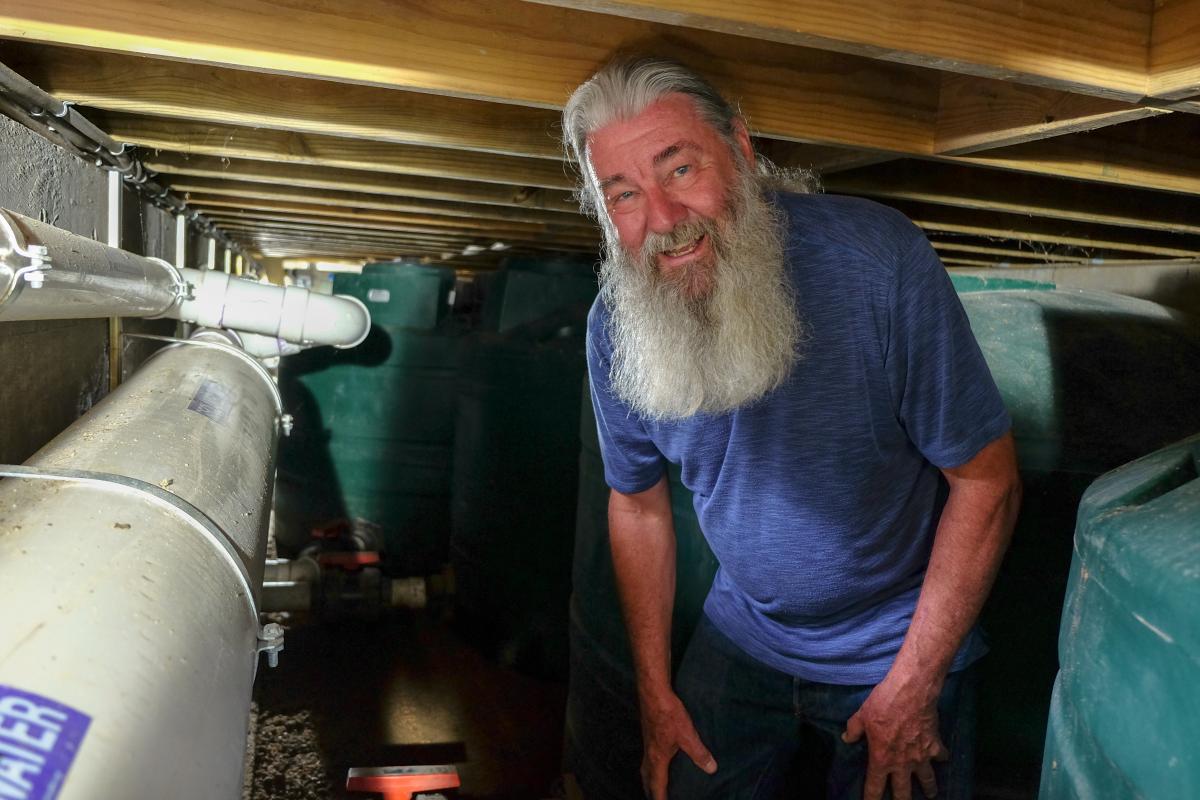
[
  {"x1": 585, "y1": 95, "x2": 717, "y2": 176},
  {"x1": 591, "y1": 94, "x2": 706, "y2": 142}
]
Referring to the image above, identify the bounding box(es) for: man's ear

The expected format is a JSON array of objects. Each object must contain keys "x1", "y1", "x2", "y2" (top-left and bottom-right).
[{"x1": 732, "y1": 118, "x2": 755, "y2": 165}]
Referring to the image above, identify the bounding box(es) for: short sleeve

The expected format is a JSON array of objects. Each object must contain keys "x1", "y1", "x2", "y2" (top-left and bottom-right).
[
  {"x1": 885, "y1": 234, "x2": 1012, "y2": 468},
  {"x1": 586, "y1": 303, "x2": 667, "y2": 493}
]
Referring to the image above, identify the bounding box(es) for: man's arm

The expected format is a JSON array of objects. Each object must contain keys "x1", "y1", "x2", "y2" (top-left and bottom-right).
[
  {"x1": 609, "y1": 475, "x2": 717, "y2": 800},
  {"x1": 844, "y1": 431, "x2": 1022, "y2": 800}
]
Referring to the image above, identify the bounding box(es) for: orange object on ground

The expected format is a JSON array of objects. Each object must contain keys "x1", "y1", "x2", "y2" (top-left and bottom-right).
[
  {"x1": 346, "y1": 765, "x2": 461, "y2": 799},
  {"x1": 318, "y1": 550, "x2": 382, "y2": 569}
]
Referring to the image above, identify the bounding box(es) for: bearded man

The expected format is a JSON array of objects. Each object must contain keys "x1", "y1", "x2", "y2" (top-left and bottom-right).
[{"x1": 563, "y1": 56, "x2": 1022, "y2": 800}]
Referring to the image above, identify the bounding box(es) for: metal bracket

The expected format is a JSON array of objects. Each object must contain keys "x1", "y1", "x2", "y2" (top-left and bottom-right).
[
  {"x1": 0, "y1": 208, "x2": 53, "y2": 307},
  {"x1": 143, "y1": 256, "x2": 192, "y2": 304},
  {"x1": 0, "y1": 464, "x2": 260, "y2": 627},
  {"x1": 257, "y1": 622, "x2": 285, "y2": 668}
]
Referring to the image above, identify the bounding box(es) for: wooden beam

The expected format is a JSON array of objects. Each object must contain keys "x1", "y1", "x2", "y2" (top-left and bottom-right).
[
  {"x1": 208, "y1": 212, "x2": 598, "y2": 248},
  {"x1": 96, "y1": 112, "x2": 575, "y2": 190},
  {"x1": 229, "y1": 226, "x2": 590, "y2": 255},
  {"x1": 218, "y1": 221, "x2": 506, "y2": 246},
  {"x1": 946, "y1": 114, "x2": 1200, "y2": 196},
  {"x1": 1149, "y1": 0, "x2": 1200, "y2": 100},
  {"x1": 1, "y1": 4, "x2": 943, "y2": 155},
  {"x1": 940, "y1": 257, "x2": 1021, "y2": 268},
  {"x1": 144, "y1": 157, "x2": 578, "y2": 212},
  {"x1": 203, "y1": 208, "x2": 595, "y2": 240},
  {"x1": 228, "y1": 232, "x2": 527, "y2": 256},
  {"x1": 929, "y1": 240, "x2": 1089, "y2": 264},
  {"x1": 231, "y1": 227, "x2": 585, "y2": 255},
  {"x1": 5, "y1": 44, "x2": 563, "y2": 159},
  {"x1": 934, "y1": 74, "x2": 1162, "y2": 154},
  {"x1": 522, "y1": 0, "x2": 1152, "y2": 100},
  {"x1": 212, "y1": 218, "x2": 596, "y2": 250},
  {"x1": 885, "y1": 201, "x2": 1200, "y2": 259},
  {"x1": 825, "y1": 160, "x2": 1200, "y2": 235},
  {"x1": 181, "y1": 192, "x2": 591, "y2": 229}
]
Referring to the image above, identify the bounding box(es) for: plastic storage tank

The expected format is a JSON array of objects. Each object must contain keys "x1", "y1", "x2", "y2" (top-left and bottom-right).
[
  {"x1": 1039, "y1": 432, "x2": 1200, "y2": 799},
  {"x1": 479, "y1": 255, "x2": 599, "y2": 333},
  {"x1": 565, "y1": 381, "x2": 719, "y2": 800},
  {"x1": 276, "y1": 262, "x2": 458, "y2": 574},
  {"x1": 449, "y1": 257, "x2": 597, "y2": 675},
  {"x1": 952, "y1": 277, "x2": 1200, "y2": 794}
]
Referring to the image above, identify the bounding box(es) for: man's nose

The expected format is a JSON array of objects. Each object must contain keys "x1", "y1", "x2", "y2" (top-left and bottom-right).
[{"x1": 644, "y1": 186, "x2": 687, "y2": 234}]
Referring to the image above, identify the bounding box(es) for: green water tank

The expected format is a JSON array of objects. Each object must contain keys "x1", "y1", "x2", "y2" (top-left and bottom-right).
[
  {"x1": 275, "y1": 262, "x2": 459, "y2": 574},
  {"x1": 1040, "y1": 433, "x2": 1200, "y2": 799},
  {"x1": 565, "y1": 380, "x2": 719, "y2": 800},
  {"x1": 449, "y1": 321, "x2": 588, "y2": 675},
  {"x1": 448, "y1": 258, "x2": 598, "y2": 674},
  {"x1": 480, "y1": 256, "x2": 597, "y2": 332},
  {"x1": 954, "y1": 282, "x2": 1200, "y2": 794}
]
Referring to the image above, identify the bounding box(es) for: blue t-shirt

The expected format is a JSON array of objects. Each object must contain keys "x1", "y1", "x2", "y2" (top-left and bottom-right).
[{"x1": 586, "y1": 193, "x2": 1011, "y2": 685}]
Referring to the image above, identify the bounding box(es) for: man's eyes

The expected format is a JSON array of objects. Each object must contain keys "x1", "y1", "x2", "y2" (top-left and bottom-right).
[{"x1": 605, "y1": 164, "x2": 692, "y2": 206}]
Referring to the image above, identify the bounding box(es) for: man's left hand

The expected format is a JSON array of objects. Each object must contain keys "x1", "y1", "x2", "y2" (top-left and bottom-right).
[{"x1": 842, "y1": 671, "x2": 949, "y2": 800}]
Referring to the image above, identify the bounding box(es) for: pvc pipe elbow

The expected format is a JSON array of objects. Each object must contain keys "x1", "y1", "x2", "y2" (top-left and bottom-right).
[
  {"x1": 173, "y1": 269, "x2": 371, "y2": 348},
  {"x1": 288, "y1": 291, "x2": 371, "y2": 349}
]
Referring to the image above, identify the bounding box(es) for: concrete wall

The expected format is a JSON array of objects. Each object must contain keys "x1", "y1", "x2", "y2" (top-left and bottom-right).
[{"x1": 0, "y1": 115, "x2": 174, "y2": 463}]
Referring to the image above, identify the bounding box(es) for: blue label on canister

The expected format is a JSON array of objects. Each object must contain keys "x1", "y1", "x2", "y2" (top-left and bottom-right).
[{"x1": 0, "y1": 686, "x2": 91, "y2": 800}]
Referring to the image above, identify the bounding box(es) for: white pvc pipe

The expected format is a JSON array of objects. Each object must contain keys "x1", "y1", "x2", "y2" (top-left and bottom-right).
[
  {"x1": 0, "y1": 208, "x2": 371, "y2": 349},
  {"x1": 235, "y1": 331, "x2": 310, "y2": 359},
  {"x1": 174, "y1": 268, "x2": 370, "y2": 349}
]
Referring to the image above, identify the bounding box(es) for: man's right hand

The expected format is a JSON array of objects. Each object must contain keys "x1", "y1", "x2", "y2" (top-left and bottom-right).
[{"x1": 640, "y1": 689, "x2": 717, "y2": 800}]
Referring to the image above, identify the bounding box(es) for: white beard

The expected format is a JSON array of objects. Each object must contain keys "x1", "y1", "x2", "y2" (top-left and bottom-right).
[{"x1": 599, "y1": 167, "x2": 804, "y2": 421}]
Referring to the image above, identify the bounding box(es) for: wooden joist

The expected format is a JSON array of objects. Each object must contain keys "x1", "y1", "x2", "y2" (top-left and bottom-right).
[
  {"x1": 827, "y1": 160, "x2": 1200, "y2": 235},
  {"x1": 148, "y1": 158, "x2": 578, "y2": 212},
  {"x1": 98, "y1": 113, "x2": 574, "y2": 189},
  {"x1": 933, "y1": 75, "x2": 1161, "y2": 154},
  {"x1": 180, "y1": 193, "x2": 591, "y2": 229},
  {"x1": 227, "y1": 225, "x2": 589, "y2": 254},
  {"x1": 522, "y1": 0, "x2": 1152, "y2": 100},
  {"x1": 1149, "y1": 0, "x2": 1200, "y2": 100},
  {"x1": 4, "y1": 45, "x2": 564, "y2": 159},
  {"x1": 890, "y1": 202, "x2": 1200, "y2": 259},
  {"x1": 203, "y1": 208, "x2": 595, "y2": 240},
  {"x1": 929, "y1": 240, "x2": 1091, "y2": 264},
  {"x1": 947, "y1": 114, "x2": 1200, "y2": 197},
  {"x1": 1, "y1": 11, "x2": 946, "y2": 154}
]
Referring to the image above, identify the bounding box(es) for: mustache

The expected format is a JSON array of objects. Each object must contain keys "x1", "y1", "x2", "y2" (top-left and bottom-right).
[{"x1": 640, "y1": 219, "x2": 718, "y2": 260}]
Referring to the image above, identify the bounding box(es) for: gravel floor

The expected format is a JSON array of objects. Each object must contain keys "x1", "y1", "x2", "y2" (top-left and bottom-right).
[{"x1": 243, "y1": 610, "x2": 567, "y2": 800}]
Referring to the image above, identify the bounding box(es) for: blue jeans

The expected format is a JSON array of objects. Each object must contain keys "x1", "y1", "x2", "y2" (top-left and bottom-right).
[{"x1": 669, "y1": 615, "x2": 978, "y2": 800}]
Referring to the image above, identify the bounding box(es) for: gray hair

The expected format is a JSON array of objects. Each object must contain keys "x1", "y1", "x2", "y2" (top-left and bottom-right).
[{"x1": 562, "y1": 56, "x2": 744, "y2": 217}]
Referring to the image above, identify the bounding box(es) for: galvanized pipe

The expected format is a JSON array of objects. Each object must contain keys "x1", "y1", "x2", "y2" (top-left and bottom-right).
[
  {"x1": 0, "y1": 207, "x2": 371, "y2": 349},
  {"x1": 0, "y1": 207, "x2": 183, "y2": 321},
  {"x1": 0, "y1": 337, "x2": 281, "y2": 800}
]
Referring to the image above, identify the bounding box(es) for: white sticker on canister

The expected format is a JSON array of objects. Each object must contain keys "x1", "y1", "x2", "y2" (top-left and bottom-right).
[{"x1": 367, "y1": 288, "x2": 390, "y2": 303}]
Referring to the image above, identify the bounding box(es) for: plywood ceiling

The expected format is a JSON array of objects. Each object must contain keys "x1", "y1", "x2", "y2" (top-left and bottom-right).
[{"x1": 2, "y1": 0, "x2": 1199, "y2": 270}]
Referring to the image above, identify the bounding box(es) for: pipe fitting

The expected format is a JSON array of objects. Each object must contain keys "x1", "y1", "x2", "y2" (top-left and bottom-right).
[{"x1": 174, "y1": 268, "x2": 371, "y2": 349}]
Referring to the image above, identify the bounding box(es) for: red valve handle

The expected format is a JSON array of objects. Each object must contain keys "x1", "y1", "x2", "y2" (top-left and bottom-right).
[{"x1": 346, "y1": 765, "x2": 460, "y2": 800}]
